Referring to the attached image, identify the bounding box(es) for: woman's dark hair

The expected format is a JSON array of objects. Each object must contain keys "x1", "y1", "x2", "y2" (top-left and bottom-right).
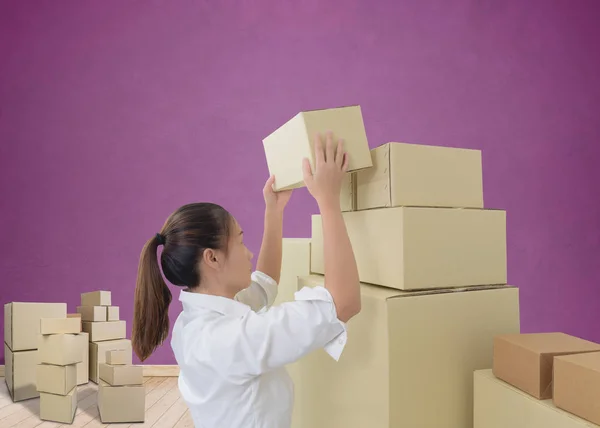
[{"x1": 132, "y1": 202, "x2": 232, "y2": 361}]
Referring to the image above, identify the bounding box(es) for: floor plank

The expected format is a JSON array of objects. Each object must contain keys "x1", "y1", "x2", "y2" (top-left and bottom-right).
[
  {"x1": 0, "y1": 377, "x2": 188, "y2": 428},
  {"x1": 173, "y1": 411, "x2": 194, "y2": 428},
  {"x1": 152, "y1": 398, "x2": 189, "y2": 428}
]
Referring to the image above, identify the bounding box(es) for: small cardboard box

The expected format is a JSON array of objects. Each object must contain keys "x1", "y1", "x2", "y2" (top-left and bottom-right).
[
  {"x1": 107, "y1": 306, "x2": 119, "y2": 321},
  {"x1": 262, "y1": 105, "x2": 372, "y2": 191},
  {"x1": 272, "y1": 238, "x2": 311, "y2": 306},
  {"x1": 4, "y1": 343, "x2": 38, "y2": 401},
  {"x1": 356, "y1": 142, "x2": 484, "y2": 210},
  {"x1": 77, "y1": 305, "x2": 107, "y2": 322},
  {"x1": 474, "y1": 369, "x2": 595, "y2": 428},
  {"x1": 106, "y1": 349, "x2": 130, "y2": 365},
  {"x1": 311, "y1": 206, "x2": 507, "y2": 290},
  {"x1": 80, "y1": 291, "x2": 111, "y2": 307},
  {"x1": 4, "y1": 302, "x2": 67, "y2": 351},
  {"x1": 82, "y1": 320, "x2": 126, "y2": 342},
  {"x1": 493, "y1": 332, "x2": 600, "y2": 399},
  {"x1": 90, "y1": 339, "x2": 132, "y2": 383},
  {"x1": 75, "y1": 332, "x2": 89, "y2": 385},
  {"x1": 294, "y1": 275, "x2": 520, "y2": 428},
  {"x1": 98, "y1": 380, "x2": 145, "y2": 423},
  {"x1": 553, "y1": 351, "x2": 600, "y2": 425},
  {"x1": 36, "y1": 363, "x2": 77, "y2": 395},
  {"x1": 67, "y1": 313, "x2": 82, "y2": 331},
  {"x1": 40, "y1": 387, "x2": 78, "y2": 424},
  {"x1": 40, "y1": 317, "x2": 81, "y2": 335},
  {"x1": 38, "y1": 334, "x2": 82, "y2": 366},
  {"x1": 99, "y1": 363, "x2": 143, "y2": 386}
]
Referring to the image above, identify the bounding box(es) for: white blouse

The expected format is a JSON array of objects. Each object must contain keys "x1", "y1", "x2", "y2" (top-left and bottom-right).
[{"x1": 170, "y1": 271, "x2": 348, "y2": 428}]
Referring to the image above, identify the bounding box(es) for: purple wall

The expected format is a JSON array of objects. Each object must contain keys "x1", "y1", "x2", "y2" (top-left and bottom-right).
[{"x1": 1, "y1": 1, "x2": 600, "y2": 365}]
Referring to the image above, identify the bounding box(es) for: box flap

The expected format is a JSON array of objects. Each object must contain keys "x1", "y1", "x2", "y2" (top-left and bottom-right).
[
  {"x1": 386, "y1": 284, "x2": 515, "y2": 300},
  {"x1": 298, "y1": 274, "x2": 513, "y2": 301}
]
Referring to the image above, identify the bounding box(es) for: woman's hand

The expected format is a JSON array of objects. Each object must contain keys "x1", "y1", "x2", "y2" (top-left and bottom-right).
[
  {"x1": 263, "y1": 175, "x2": 293, "y2": 213},
  {"x1": 302, "y1": 132, "x2": 349, "y2": 210}
]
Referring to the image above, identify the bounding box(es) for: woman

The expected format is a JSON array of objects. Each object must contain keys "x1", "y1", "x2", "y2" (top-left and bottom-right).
[{"x1": 132, "y1": 133, "x2": 361, "y2": 427}]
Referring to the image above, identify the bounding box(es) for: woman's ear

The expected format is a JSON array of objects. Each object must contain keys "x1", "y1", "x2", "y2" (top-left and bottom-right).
[{"x1": 202, "y1": 248, "x2": 220, "y2": 270}]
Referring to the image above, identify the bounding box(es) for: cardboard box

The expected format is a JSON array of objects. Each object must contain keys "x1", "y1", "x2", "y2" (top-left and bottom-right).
[
  {"x1": 262, "y1": 105, "x2": 372, "y2": 191},
  {"x1": 67, "y1": 313, "x2": 82, "y2": 331},
  {"x1": 99, "y1": 363, "x2": 143, "y2": 386},
  {"x1": 474, "y1": 369, "x2": 596, "y2": 428},
  {"x1": 106, "y1": 349, "x2": 130, "y2": 365},
  {"x1": 553, "y1": 352, "x2": 600, "y2": 425},
  {"x1": 39, "y1": 387, "x2": 77, "y2": 424},
  {"x1": 311, "y1": 207, "x2": 507, "y2": 290},
  {"x1": 40, "y1": 317, "x2": 81, "y2": 335},
  {"x1": 107, "y1": 306, "x2": 119, "y2": 321},
  {"x1": 493, "y1": 332, "x2": 600, "y2": 399},
  {"x1": 356, "y1": 142, "x2": 484, "y2": 210},
  {"x1": 75, "y1": 332, "x2": 89, "y2": 385},
  {"x1": 98, "y1": 380, "x2": 145, "y2": 423},
  {"x1": 36, "y1": 363, "x2": 77, "y2": 395},
  {"x1": 4, "y1": 343, "x2": 38, "y2": 401},
  {"x1": 38, "y1": 334, "x2": 82, "y2": 366},
  {"x1": 77, "y1": 305, "x2": 107, "y2": 322},
  {"x1": 90, "y1": 339, "x2": 132, "y2": 383},
  {"x1": 82, "y1": 320, "x2": 126, "y2": 342},
  {"x1": 4, "y1": 302, "x2": 67, "y2": 351},
  {"x1": 80, "y1": 290, "x2": 111, "y2": 307},
  {"x1": 294, "y1": 275, "x2": 520, "y2": 428},
  {"x1": 273, "y1": 238, "x2": 311, "y2": 306}
]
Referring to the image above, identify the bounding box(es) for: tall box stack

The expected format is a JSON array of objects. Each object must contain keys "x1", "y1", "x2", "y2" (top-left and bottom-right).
[
  {"x1": 263, "y1": 108, "x2": 520, "y2": 428},
  {"x1": 4, "y1": 302, "x2": 66, "y2": 402},
  {"x1": 77, "y1": 290, "x2": 131, "y2": 383},
  {"x1": 97, "y1": 350, "x2": 145, "y2": 423},
  {"x1": 270, "y1": 238, "x2": 312, "y2": 428},
  {"x1": 37, "y1": 316, "x2": 82, "y2": 423}
]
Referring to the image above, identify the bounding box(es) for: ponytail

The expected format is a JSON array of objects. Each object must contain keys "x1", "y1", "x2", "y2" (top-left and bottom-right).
[{"x1": 132, "y1": 235, "x2": 172, "y2": 362}]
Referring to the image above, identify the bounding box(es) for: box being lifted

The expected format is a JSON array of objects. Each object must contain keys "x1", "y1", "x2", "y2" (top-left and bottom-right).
[{"x1": 263, "y1": 105, "x2": 373, "y2": 191}]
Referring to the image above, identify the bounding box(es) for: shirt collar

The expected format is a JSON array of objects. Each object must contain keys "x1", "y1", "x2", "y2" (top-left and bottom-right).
[{"x1": 178, "y1": 289, "x2": 251, "y2": 317}]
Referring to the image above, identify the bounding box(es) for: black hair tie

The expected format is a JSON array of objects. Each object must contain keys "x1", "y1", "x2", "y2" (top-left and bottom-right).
[{"x1": 156, "y1": 233, "x2": 165, "y2": 246}]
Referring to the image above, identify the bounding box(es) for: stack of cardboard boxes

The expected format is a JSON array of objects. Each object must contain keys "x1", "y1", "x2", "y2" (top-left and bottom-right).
[
  {"x1": 77, "y1": 289, "x2": 145, "y2": 423},
  {"x1": 77, "y1": 290, "x2": 131, "y2": 384},
  {"x1": 263, "y1": 105, "x2": 521, "y2": 428},
  {"x1": 4, "y1": 302, "x2": 67, "y2": 402},
  {"x1": 37, "y1": 316, "x2": 83, "y2": 423},
  {"x1": 97, "y1": 349, "x2": 145, "y2": 423},
  {"x1": 474, "y1": 332, "x2": 600, "y2": 427},
  {"x1": 4, "y1": 292, "x2": 143, "y2": 424}
]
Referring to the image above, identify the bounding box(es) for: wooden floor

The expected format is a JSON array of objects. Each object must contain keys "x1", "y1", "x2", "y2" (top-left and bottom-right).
[{"x1": 0, "y1": 377, "x2": 193, "y2": 428}]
